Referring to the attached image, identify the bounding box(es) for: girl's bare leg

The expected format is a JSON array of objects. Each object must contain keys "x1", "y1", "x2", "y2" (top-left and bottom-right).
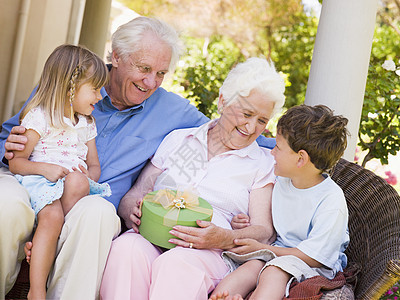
[
  {"x1": 24, "y1": 172, "x2": 90, "y2": 265},
  {"x1": 210, "y1": 259, "x2": 265, "y2": 300},
  {"x1": 249, "y1": 265, "x2": 290, "y2": 300},
  {"x1": 60, "y1": 172, "x2": 89, "y2": 215},
  {"x1": 28, "y1": 200, "x2": 64, "y2": 300}
]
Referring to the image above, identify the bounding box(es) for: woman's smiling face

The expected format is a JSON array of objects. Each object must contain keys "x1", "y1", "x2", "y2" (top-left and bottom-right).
[{"x1": 217, "y1": 89, "x2": 275, "y2": 150}]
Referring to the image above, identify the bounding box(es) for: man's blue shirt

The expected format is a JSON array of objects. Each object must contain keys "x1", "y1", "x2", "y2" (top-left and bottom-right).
[{"x1": 0, "y1": 86, "x2": 276, "y2": 209}]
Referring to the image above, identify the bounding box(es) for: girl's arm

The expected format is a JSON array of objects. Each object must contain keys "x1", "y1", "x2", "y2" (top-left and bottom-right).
[
  {"x1": 169, "y1": 183, "x2": 276, "y2": 250},
  {"x1": 8, "y1": 129, "x2": 69, "y2": 182},
  {"x1": 85, "y1": 138, "x2": 101, "y2": 181}
]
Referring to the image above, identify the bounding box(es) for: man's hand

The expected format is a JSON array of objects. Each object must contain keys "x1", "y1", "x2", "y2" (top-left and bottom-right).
[
  {"x1": 126, "y1": 197, "x2": 143, "y2": 233},
  {"x1": 4, "y1": 126, "x2": 27, "y2": 160}
]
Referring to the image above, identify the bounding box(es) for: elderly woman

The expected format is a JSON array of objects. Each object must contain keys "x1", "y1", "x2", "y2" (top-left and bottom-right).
[{"x1": 100, "y1": 57, "x2": 285, "y2": 299}]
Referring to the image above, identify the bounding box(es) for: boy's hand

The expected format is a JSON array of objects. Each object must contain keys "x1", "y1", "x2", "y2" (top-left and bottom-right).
[
  {"x1": 230, "y1": 238, "x2": 266, "y2": 255},
  {"x1": 230, "y1": 213, "x2": 250, "y2": 230},
  {"x1": 42, "y1": 164, "x2": 69, "y2": 182}
]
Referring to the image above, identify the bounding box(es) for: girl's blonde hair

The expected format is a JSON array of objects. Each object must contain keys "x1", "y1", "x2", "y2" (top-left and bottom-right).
[{"x1": 21, "y1": 44, "x2": 108, "y2": 127}]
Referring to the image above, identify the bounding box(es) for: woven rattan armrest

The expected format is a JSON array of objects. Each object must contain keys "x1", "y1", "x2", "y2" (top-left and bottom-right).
[{"x1": 330, "y1": 159, "x2": 400, "y2": 299}]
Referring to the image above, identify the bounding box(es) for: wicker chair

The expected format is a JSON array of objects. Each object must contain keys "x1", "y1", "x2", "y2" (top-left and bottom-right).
[
  {"x1": 329, "y1": 158, "x2": 400, "y2": 299},
  {"x1": 5, "y1": 158, "x2": 400, "y2": 300},
  {"x1": 5, "y1": 259, "x2": 29, "y2": 299}
]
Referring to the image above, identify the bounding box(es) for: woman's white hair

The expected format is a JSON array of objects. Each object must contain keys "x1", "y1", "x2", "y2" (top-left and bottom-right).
[
  {"x1": 219, "y1": 57, "x2": 285, "y2": 117},
  {"x1": 107, "y1": 16, "x2": 184, "y2": 72}
]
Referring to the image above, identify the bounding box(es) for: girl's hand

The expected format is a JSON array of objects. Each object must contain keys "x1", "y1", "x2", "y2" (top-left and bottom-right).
[
  {"x1": 169, "y1": 220, "x2": 232, "y2": 250},
  {"x1": 230, "y1": 238, "x2": 266, "y2": 255},
  {"x1": 72, "y1": 164, "x2": 89, "y2": 177},
  {"x1": 42, "y1": 164, "x2": 69, "y2": 182},
  {"x1": 231, "y1": 213, "x2": 250, "y2": 230}
]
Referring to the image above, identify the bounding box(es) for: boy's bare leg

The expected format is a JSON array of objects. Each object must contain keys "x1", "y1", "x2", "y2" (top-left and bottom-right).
[
  {"x1": 209, "y1": 290, "x2": 244, "y2": 300},
  {"x1": 28, "y1": 200, "x2": 64, "y2": 300},
  {"x1": 60, "y1": 172, "x2": 89, "y2": 215},
  {"x1": 249, "y1": 265, "x2": 290, "y2": 300},
  {"x1": 210, "y1": 259, "x2": 265, "y2": 300}
]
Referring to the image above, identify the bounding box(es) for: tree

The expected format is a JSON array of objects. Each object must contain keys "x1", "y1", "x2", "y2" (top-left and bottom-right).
[
  {"x1": 359, "y1": 61, "x2": 400, "y2": 168},
  {"x1": 167, "y1": 35, "x2": 244, "y2": 118},
  {"x1": 377, "y1": 0, "x2": 400, "y2": 36},
  {"x1": 269, "y1": 13, "x2": 318, "y2": 107},
  {"x1": 121, "y1": 0, "x2": 304, "y2": 52},
  {"x1": 121, "y1": 0, "x2": 400, "y2": 166},
  {"x1": 357, "y1": 21, "x2": 400, "y2": 167}
]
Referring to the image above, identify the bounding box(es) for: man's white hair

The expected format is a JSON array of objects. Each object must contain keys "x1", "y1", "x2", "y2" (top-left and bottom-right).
[{"x1": 107, "y1": 16, "x2": 184, "y2": 73}]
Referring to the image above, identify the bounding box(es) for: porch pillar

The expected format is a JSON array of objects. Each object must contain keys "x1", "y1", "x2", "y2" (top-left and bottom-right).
[
  {"x1": 305, "y1": 0, "x2": 378, "y2": 161},
  {"x1": 79, "y1": 0, "x2": 112, "y2": 57}
]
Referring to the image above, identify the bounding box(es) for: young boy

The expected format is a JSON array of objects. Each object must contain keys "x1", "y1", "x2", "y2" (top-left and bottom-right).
[{"x1": 210, "y1": 104, "x2": 350, "y2": 300}]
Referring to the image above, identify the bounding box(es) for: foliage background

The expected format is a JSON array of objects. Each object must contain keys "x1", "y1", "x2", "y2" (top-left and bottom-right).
[{"x1": 120, "y1": 0, "x2": 400, "y2": 166}]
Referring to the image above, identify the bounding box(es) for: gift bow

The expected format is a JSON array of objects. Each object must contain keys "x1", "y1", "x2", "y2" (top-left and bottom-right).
[{"x1": 143, "y1": 189, "x2": 213, "y2": 227}]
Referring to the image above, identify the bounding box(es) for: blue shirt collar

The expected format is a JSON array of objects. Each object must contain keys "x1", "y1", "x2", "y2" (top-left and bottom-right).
[{"x1": 98, "y1": 87, "x2": 145, "y2": 115}]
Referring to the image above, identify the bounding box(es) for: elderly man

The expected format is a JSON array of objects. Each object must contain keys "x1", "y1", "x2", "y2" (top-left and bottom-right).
[{"x1": 0, "y1": 17, "x2": 275, "y2": 299}]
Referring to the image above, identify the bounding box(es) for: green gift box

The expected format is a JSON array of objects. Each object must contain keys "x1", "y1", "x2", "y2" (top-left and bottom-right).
[{"x1": 139, "y1": 189, "x2": 213, "y2": 249}]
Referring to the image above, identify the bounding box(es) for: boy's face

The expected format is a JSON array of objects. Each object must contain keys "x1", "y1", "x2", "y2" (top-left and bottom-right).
[{"x1": 271, "y1": 132, "x2": 299, "y2": 177}]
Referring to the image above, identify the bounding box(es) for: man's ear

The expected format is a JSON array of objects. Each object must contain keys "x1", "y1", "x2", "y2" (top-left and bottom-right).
[
  {"x1": 296, "y1": 149, "x2": 310, "y2": 168},
  {"x1": 111, "y1": 51, "x2": 120, "y2": 67}
]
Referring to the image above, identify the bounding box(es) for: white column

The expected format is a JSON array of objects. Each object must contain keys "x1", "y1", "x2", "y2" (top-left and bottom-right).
[
  {"x1": 305, "y1": 0, "x2": 378, "y2": 161},
  {"x1": 67, "y1": 0, "x2": 87, "y2": 45},
  {"x1": 2, "y1": 0, "x2": 31, "y2": 123},
  {"x1": 79, "y1": 0, "x2": 112, "y2": 57}
]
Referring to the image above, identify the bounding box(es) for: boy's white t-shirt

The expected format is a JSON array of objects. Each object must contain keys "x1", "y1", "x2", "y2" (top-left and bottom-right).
[{"x1": 272, "y1": 175, "x2": 349, "y2": 272}]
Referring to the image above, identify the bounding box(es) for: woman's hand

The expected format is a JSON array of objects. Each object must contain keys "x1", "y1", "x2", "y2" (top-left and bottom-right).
[
  {"x1": 4, "y1": 125, "x2": 27, "y2": 160},
  {"x1": 168, "y1": 220, "x2": 234, "y2": 250},
  {"x1": 229, "y1": 238, "x2": 267, "y2": 255}
]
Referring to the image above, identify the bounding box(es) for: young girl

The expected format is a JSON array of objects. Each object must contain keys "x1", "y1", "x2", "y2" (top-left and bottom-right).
[{"x1": 8, "y1": 44, "x2": 111, "y2": 300}]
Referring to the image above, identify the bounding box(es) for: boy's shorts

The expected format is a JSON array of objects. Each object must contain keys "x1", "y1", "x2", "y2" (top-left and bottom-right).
[{"x1": 222, "y1": 249, "x2": 335, "y2": 297}]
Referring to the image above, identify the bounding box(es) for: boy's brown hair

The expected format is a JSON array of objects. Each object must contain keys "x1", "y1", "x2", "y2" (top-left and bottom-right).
[{"x1": 277, "y1": 104, "x2": 349, "y2": 173}]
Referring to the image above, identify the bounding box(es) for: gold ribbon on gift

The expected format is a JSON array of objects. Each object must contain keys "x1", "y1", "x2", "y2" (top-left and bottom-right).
[{"x1": 143, "y1": 189, "x2": 213, "y2": 227}]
